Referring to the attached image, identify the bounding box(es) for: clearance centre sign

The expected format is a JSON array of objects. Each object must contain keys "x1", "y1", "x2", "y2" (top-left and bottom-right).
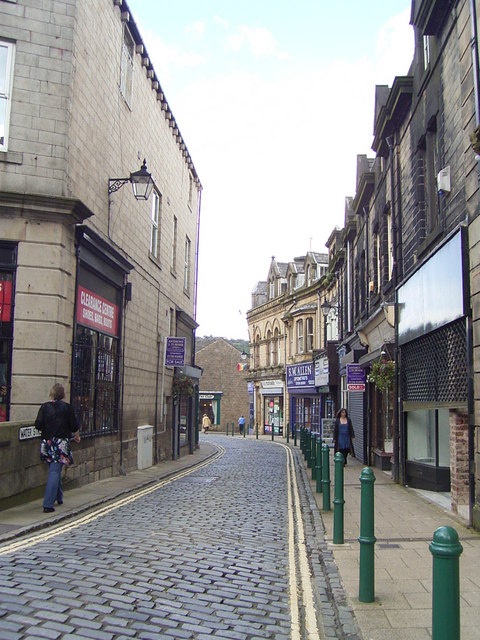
[{"x1": 76, "y1": 286, "x2": 119, "y2": 337}]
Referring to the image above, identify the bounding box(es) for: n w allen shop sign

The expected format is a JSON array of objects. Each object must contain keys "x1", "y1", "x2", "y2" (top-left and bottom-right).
[{"x1": 76, "y1": 286, "x2": 119, "y2": 337}]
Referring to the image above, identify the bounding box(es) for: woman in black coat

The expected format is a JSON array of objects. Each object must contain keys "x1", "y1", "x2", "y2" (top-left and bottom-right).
[{"x1": 333, "y1": 408, "x2": 355, "y2": 464}]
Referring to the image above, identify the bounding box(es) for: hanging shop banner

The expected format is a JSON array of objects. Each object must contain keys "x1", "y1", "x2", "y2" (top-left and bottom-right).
[
  {"x1": 0, "y1": 279, "x2": 12, "y2": 322},
  {"x1": 165, "y1": 336, "x2": 186, "y2": 367},
  {"x1": 76, "y1": 285, "x2": 119, "y2": 337},
  {"x1": 286, "y1": 362, "x2": 315, "y2": 389},
  {"x1": 347, "y1": 363, "x2": 366, "y2": 392}
]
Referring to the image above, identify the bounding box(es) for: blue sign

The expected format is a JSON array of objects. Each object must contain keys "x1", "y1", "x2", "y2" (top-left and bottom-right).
[
  {"x1": 286, "y1": 362, "x2": 315, "y2": 389},
  {"x1": 165, "y1": 337, "x2": 186, "y2": 367},
  {"x1": 346, "y1": 363, "x2": 365, "y2": 391}
]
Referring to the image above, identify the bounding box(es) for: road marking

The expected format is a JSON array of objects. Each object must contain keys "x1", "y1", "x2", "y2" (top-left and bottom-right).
[
  {"x1": 0, "y1": 445, "x2": 225, "y2": 556},
  {"x1": 280, "y1": 443, "x2": 322, "y2": 640}
]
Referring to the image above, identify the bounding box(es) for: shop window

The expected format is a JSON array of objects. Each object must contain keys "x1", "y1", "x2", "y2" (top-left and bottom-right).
[
  {"x1": 72, "y1": 326, "x2": 119, "y2": 435},
  {"x1": 406, "y1": 408, "x2": 450, "y2": 467},
  {"x1": 0, "y1": 244, "x2": 16, "y2": 422}
]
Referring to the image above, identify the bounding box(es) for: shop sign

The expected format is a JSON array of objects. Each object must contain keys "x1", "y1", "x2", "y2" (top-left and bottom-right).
[
  {"x1": 200, "y1": 394, "x2": 214, "y2": 400},
  {"x1": 286, "y1": 362, "x2": 315, "y2": 389},
  {"x1": 347, "y1": 363, "x2": 366, "y2": 392},
  {"x1": 261, "y1": 380, "x2": 283, "y2": 388},
  {"x1": 76, "y1": 285, "x2": 119, "y2": 337},
  {"x1": 314, "y1": 355, "x2": 329, "y2": 387},
  {"x1": 165, "y1": 336, "x2": 186, "y2": 366}
]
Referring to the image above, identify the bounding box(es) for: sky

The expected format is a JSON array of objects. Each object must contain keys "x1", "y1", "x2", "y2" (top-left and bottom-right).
[{"x1": 127, "y1": 1, "x2": 415, "y2": 340}]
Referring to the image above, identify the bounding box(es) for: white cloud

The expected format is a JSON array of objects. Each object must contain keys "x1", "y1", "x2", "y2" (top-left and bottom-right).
[
  {"x1": 225, "y1": 25, "x2": 289, "y2": 59},
  {"x1": 185, "y1": 20, "x2": 206, "y2": 39}
]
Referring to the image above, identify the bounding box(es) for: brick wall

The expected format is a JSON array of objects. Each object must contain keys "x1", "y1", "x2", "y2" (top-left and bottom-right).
[
  {"x1": 450, "y1": 408, "x2": 470, "y2": 512},
  {"x1": 196, "y1": 339, "x2": 250, "y2": 430}
]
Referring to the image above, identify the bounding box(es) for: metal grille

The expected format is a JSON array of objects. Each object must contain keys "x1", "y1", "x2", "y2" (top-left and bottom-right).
[{"x1": 401, "y1": 319, "x2": 467, "y2": 403}]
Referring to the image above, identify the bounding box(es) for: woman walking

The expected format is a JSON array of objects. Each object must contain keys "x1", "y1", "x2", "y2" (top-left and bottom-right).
[
  {"x1": 333, "y1": 408, "x2": 355, "y2": 464},
  {"x1": 35, "y1": 383, "x2": 81, "y2": 513}
]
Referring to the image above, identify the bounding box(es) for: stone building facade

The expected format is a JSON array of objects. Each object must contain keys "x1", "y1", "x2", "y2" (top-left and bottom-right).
[
  {"x1": 247, "y1": 253, "x2": 334, "y2": 437},
  {"x1": 328, "y1": 0, "x2": 479, "y2": 526},
  {"x1": 0, "y1": 0, "x2": 201, "y2": 503},
  {"x1": 196, "y1": 339, "x2": 250, "y2": 431}
]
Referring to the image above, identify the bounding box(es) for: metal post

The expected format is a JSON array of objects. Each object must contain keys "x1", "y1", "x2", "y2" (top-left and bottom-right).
[
  {"x1": 333, "y1": 452, "x2": 345, "y2": 544},
  {"x1": 322, "y1": 444, "x2": 331, "y2": 511},
  {"x1": 311, "y1": 435, "x2": 317, "y2": 480},
  {"x1": 243, "y1": 423, "x2": 246, "y2": 438},
  {"x1": 294, "y1": 424, "x2": 297, "y2": 447},
  {"x1": 271, "y1": 425, "x2": 274, "y2": 441},
  {"x1": 315, "y1": 436, "x2": 323, "y2": 493},
  {"x1": 256, "y1": 422, "x2": 258, "y2": 439},
  {"x1": 306, "y1": 431, "x2": 312, "y2": 467},
  {"x1": 358, "y1": 467, "x2": 376, "y2": 602},
  {"x1": 232, "y1": 422, "x2": 234, "y2": 436},
  {"x1": 429, "y1": 526, "x2": 463, "y2": 640}
]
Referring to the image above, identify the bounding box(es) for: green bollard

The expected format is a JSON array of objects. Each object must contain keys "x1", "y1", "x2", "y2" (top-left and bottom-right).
[
  {"x1": 294, "y1": 425, "x2": 297, "y2": 447},
  {"x1": 286, "y1": 423, "x2": 289, "y2": 444},
  {"x1": 322, "y1": 444, "x2": 331, "y2": 511},
  {"x1": 232, "y1": 422, "x2": 234, "y2": 436},
  {"x1": 333, "y1": 452, "x2": 345, "y2": 544},
  {"x1": 429, "y1": 526, "x2": 463, "y2": 640},
  {"x1": 311, "y1": 435, "x2": 317, "y2": 480},
  {"x1": 300, "y1": 427, "x2": 305, "y2": 454},
  {"x1": 226, "y1": 423, "x2": 229, "y2": 435},
  {"x1": 358, "y1": 467, "x2": 376, "y2": 602},
  {"x1": 243, "y1": 423, "x2": 246, "y2": 438},
  {"x1": 315, "y1": 436, "x2": 323, "y2": 493},
  {"x1": 306, "y1": 431, "x2": 312, "y2": 467},
  {"x1": 256, "y1": 422, "x2": 259, "y2": 439}
]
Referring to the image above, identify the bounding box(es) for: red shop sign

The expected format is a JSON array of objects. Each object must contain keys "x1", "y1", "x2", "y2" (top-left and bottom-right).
[
  {"x1": 76, "y1": 285, "x2": 119, "y2": 337},
  {"x1": 0, "y1": 280, "x2": 12, "y2": 322}
]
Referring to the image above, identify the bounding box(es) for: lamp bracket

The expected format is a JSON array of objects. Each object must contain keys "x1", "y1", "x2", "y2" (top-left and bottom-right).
[{"x1": 108, "y1": 177, "x2": 131, "y2": 194}]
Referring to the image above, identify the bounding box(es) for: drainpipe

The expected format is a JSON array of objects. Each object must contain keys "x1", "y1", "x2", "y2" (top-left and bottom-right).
[{"x1": 387, "y1": 135, "x2": 401, "y2": 484}]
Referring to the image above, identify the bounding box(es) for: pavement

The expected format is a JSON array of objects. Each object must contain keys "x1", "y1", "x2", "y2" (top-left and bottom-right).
[{"x1": 0, "y1": 435, "x2": 479, "y2": 639}]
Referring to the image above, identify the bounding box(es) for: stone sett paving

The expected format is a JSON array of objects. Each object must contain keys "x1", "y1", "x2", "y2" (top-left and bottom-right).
[
  {"x1": 0, "y1": 437, "x2": 359, "y2": 639},
  {"x1": 0, "y1": 439, "x2": 292, "y2": 640}
]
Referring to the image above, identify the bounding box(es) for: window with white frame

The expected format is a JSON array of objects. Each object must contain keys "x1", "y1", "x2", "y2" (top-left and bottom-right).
[
  {"x1": 150, "y1": 190, "x2": 161, "y2": 259},
  {"x1": 267, "y1": 330, "x2": 272, "y2": 366},
  {"x1": 120, "y1": 26, "x2": 134, "y2": 107},
  {"x1": 306, "y1": 317, "x2": 314, "y2": 351},
  {"x1": 0, "y1": 40, "x2": 15, "y2": 151},
  {"x1": 183, "y1": 236, "x2": 191, "y2": 291},
  {"x1": 296, "y1": 319, "x2": 304, "y2": 354},
  {"x1": 171, "y1": 215, "x2": 178, "y2": 273},
  {"x1": 386, "y1": 209, "x2": 393, "y2": 281},
  {"x1": 274, "y1": 327, "x2": 280, "y2": 366}
]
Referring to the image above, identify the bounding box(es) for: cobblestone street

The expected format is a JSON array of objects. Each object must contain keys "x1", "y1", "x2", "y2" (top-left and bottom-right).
[{"x1": 0, "y1": 437, "x2": 357, "y2": 640}]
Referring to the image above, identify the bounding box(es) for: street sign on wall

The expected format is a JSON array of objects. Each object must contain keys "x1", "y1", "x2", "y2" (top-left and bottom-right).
[{"x1": 346, "y1": 363, "x2": 366, "y2": 392}]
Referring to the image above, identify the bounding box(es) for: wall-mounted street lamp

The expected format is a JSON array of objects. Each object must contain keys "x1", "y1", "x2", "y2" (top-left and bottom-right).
[
  {"x1": 241, "y1": 350, "x2": 248, "y2": 361},
  {"x1": 108, "y1": 159, "x2": 155, "y2": 201},
  {"x1": 320, "y1": 300, "x2": 338, "y2": 317}
]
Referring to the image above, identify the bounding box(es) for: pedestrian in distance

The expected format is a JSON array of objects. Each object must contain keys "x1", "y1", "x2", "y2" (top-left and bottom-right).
[
  {"x1": 238, "y1": 415, "x2": 246, "y2": 435},
  {"x1": 35, "y1": 383, "x2": 81, "y2": 513},
  {"x1": 202, "y1": 412, "x2": 212, "y2": 433},
  {"x1": 333, "y1": 407, "x2": 355, "y2": 465}
]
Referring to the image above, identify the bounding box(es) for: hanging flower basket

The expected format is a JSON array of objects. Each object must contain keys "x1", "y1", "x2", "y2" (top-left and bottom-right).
[
  {"x1": 172, "y1": 374, "x2": 195, "y2": 398},
  {"x1": 367, "y1": 358, "x2": 395, "y2": 393}
]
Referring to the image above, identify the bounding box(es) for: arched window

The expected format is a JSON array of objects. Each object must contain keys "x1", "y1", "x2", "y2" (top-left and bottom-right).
[
  {"x1": 296, "y1": 319, "x2": 304, "y2": 354},
  {"x1": 266, "y1": 330, "x2": 272, "y2": 366},
  {"x1": 306, "y1": 317, "x2": 314, "y2": 351},
  {"x1": 273, "y1": 327, "x2": 279, "y2": 365}
]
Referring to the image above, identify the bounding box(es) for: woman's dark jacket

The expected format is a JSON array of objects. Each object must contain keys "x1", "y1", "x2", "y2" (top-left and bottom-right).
[{"x1": 35, "y1": 400, "x2": 78, "y2": 440}]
